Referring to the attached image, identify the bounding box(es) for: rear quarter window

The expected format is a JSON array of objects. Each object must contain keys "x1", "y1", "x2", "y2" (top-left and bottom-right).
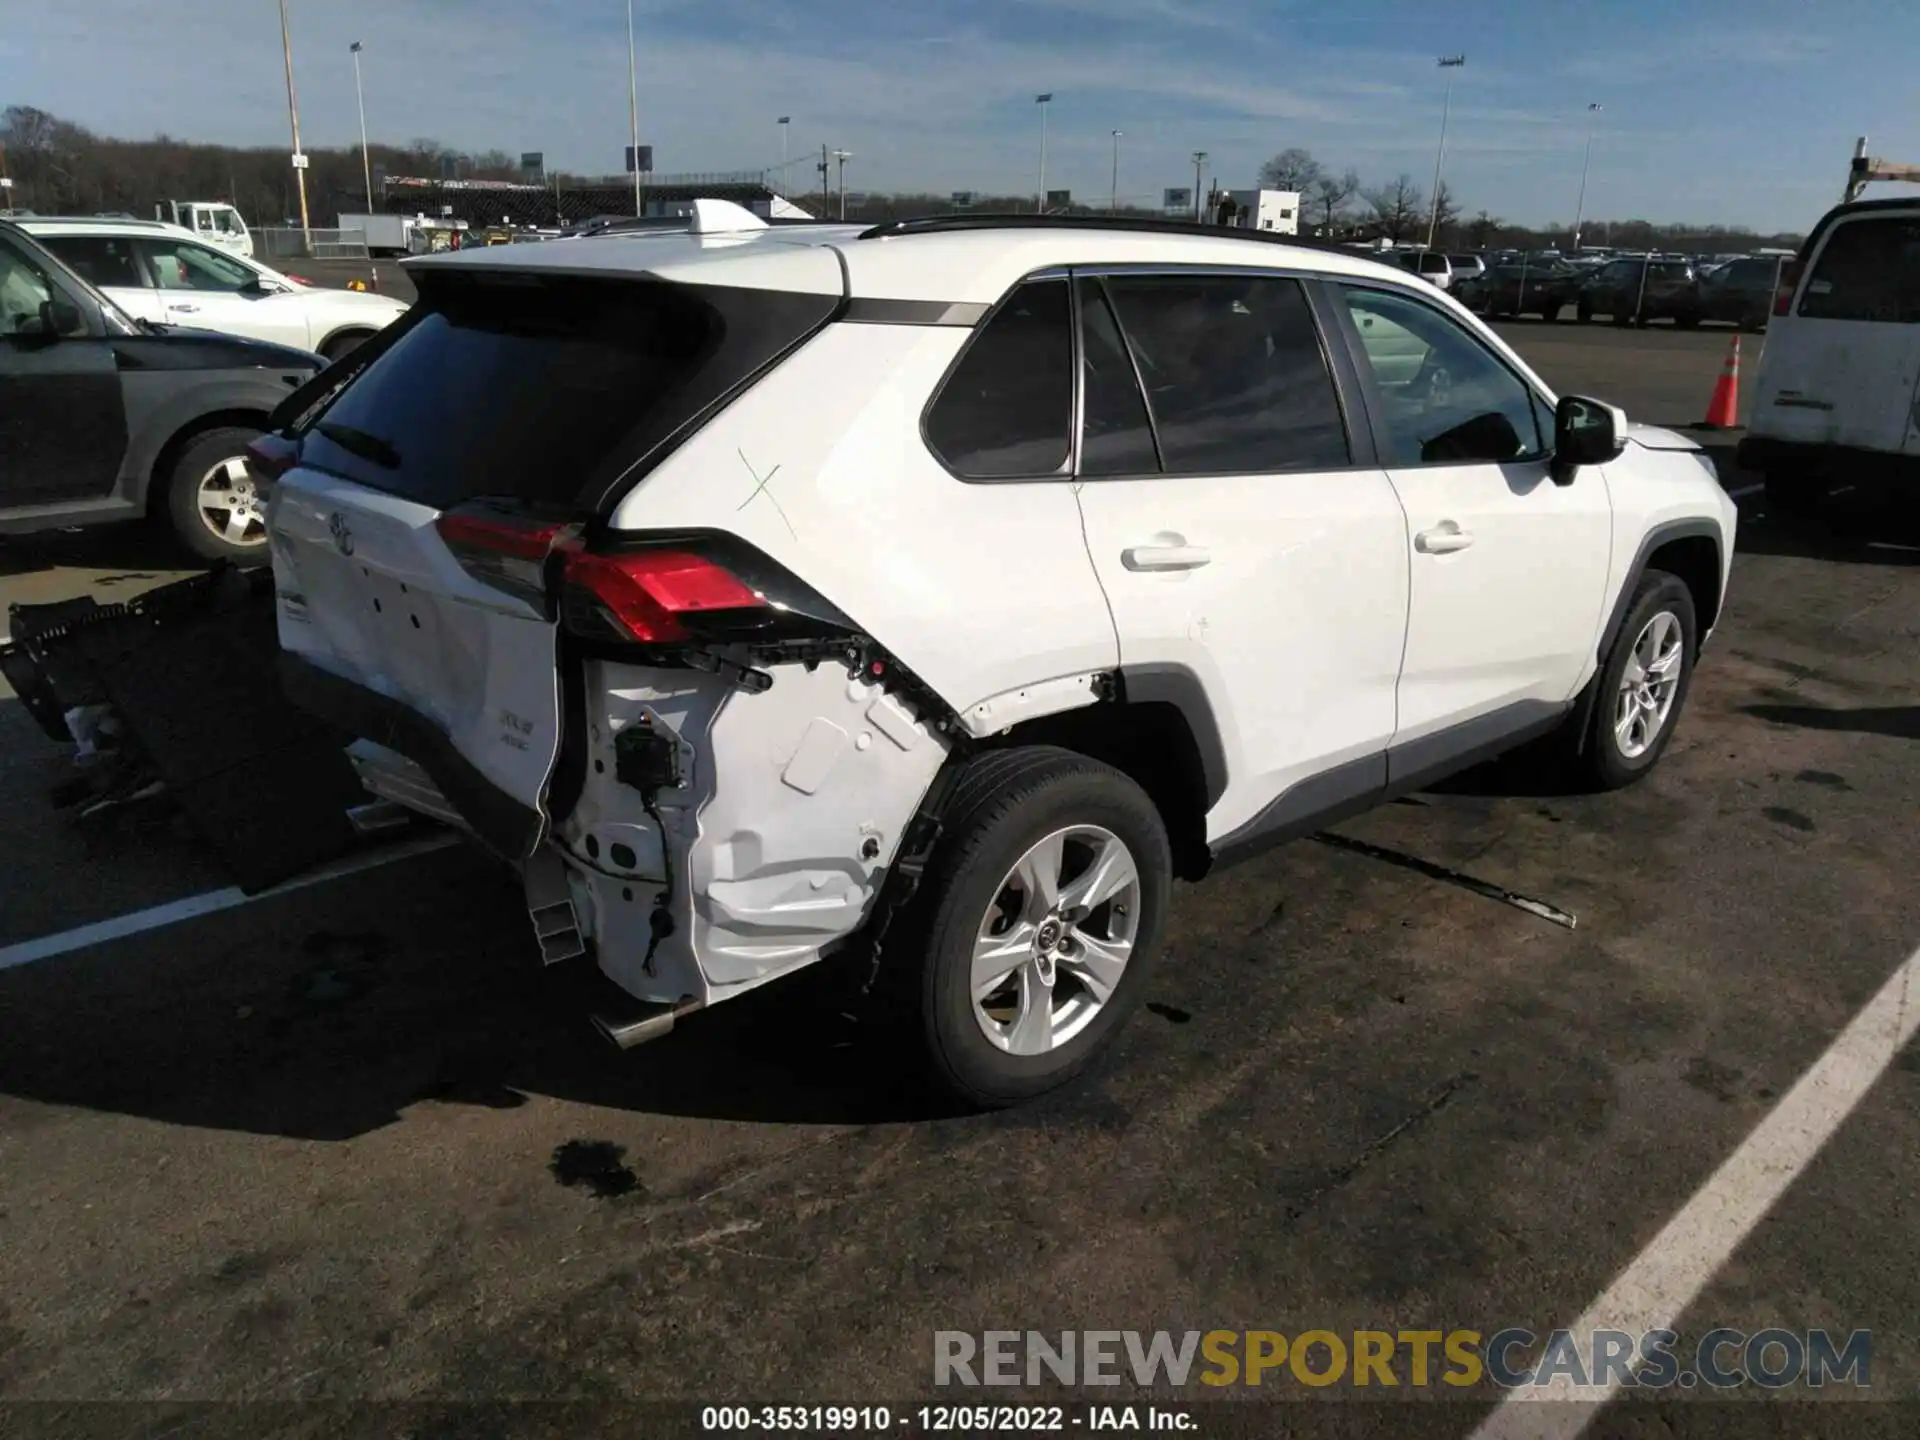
[
  {"x1": 1800, "y1": 216, "x2": 1920, "y2": 323},
  {"x1": 295, "y1": 273, "x2": 839, "y2": 512}
]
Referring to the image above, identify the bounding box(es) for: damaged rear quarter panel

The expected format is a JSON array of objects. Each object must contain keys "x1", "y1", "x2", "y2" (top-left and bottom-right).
[
  {"x1": 560, "y1": 656, "x2": 950, "y2": 1005},
  {"x1": 600, "y1": 320, "x2": 1121, "y2": 715}
]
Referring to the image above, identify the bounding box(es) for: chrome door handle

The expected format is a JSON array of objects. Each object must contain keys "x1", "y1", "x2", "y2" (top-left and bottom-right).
[
  {"x1": 168, "y1": 303, "x2": 200, "y2": 313},
  {"x1": 1414, "y1": 524, "x2": 1474, "y2": 554},
  {"x1": 1122, "y1": 544, "x2": 1211, "y2": 572}
]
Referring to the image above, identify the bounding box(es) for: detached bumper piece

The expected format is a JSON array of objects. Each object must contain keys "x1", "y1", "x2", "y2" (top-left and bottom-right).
[{"x1": 3, "y1": 566, "x2": 371, "y2": 894}]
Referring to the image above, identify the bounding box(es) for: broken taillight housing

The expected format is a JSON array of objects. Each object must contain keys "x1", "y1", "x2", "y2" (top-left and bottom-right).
[
  {"x1": 1772, "y1": 258, "x2": 1803, "y2": 317},
  {"x1": 435, "y1": 505, "x2": 571, "y2": 609}
]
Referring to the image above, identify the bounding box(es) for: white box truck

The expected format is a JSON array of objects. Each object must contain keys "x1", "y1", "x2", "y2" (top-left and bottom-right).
[
  {"x1": 337, "y1": 213, "x2": 415, "y2": 257},
  {"x1": 1221, "y1": 189, "x2": 1301, "y2": 234}
]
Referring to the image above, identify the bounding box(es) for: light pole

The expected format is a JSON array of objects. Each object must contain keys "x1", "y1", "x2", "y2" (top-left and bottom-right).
[
  {"x1": 625, "y1": 0, "x2": 642, "y2": 216},
  {"x1": 1191, "y1": 151, "x2": 1208, "y2": 223},
  {"x1": 1424, "y1": 54, "x2": 1465, "y2": 252},
  {"x1": 833, "y1": 149, "x2": 852, "y2": 221},
  {"x1": 1110, "y1": 130, "x2": 1122, "y2": 214},
  {"x1": 349, "y1": 41, "x2": 373, "y2": 212},
  {"x1": 1571, "y1": 102, "x2": 1601, "y2": 252},
  {"x1": 278, "y1": 0, "x2": 311, "y2": 251},
  {"x1": 1035, "y1": 94, "x2": 1052, "y2": 211},
  {"x1": 778, "y1": 116, "x2": 790, "y2": 196}
]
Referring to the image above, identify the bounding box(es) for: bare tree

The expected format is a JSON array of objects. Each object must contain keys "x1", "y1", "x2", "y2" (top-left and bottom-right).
[
  {"x1": 1259, "y1": 147, "x2": 1323, "y2": 194},
  {"x1": 1466, "y1": 208, "x2": 1504, "y2": 249},
  {"x1": 1365, "y1": 173, "x2": 1425, "y2": 243},
  {"x1": 1310, "y1": 168, "x2": 1361, "y2": 232}
]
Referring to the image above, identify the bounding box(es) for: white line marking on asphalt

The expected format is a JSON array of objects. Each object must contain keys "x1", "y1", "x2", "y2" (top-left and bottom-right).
[
  {"x1": 0, "y1": 831, "x2": 463, "y2": 972},
  {"x1": 1470, "y1": 941, "x2": 1920, "y2": 1440},
  {"x1": 1728, "y1": 483, "x2": 1764, "y2": 500}
]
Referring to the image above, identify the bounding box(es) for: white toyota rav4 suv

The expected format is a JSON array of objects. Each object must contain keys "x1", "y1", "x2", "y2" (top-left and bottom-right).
[{"x1": 260, "y1": 202, "x2": 1737, "y2": 1107}]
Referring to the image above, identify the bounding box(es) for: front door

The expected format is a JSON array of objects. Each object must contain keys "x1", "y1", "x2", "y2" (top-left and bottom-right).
[
  {"x1": 34, "y1": 232, "x2": 166, "y2": 327},
  {"x1": 133, "y1": 236, "x2": 312, "y2": 349},
  {"x1": 1330, "y1": 282, "x2": 1613, "y2": 779},
  {"x1": 1068, "y1": 269, "x2": 1411, "y2": 843},
  {"x1": 0, "y1": 233, "x2": 126, "y2": 510}
]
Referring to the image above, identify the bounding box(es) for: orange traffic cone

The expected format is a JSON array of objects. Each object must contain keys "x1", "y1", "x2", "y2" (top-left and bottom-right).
[{"x1": 1701, "y1": 335, "x2": 1741, "y2": 428}]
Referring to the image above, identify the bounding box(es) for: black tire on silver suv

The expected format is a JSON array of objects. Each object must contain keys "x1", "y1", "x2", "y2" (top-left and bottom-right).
[
  {"x1": 164, "y1": 425, "x2": 269, "y2": 564},
  {"x1": 1576, "y1": 570, "x2": 1698, "y2": 790},
  {"x1": 894, "y1": 747, "x2": 1172, "y2": 1108}
]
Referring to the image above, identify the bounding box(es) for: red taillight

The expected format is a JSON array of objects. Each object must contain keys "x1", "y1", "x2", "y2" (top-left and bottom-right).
[
  {"x1": 245, "y1": 433, "x2": 298, "y2": 486},
  {"x1": 1772, "y1": 258, "x2": 1803, "y2": 317},
  {"x1": 435, "y1": 508, "x2": 569, "y2": 607},
  {"x1": 560, "y1": 548, "x2": 765, "y2": 644}
]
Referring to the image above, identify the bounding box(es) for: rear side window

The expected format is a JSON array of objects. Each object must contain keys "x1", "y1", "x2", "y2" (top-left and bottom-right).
[
  {"x1": 1800, "y1": 216, "x2": 1920, "y2": 323},
  {"x1": 924, "y1": 278, "x2": 1072, "y2": 479},
  {"x1": 42, "y1": 235, "x2": 146, "y2": 289},
  {"x1": 1078, "y1": 279, "x2": 1158, "y2": 476},
  {"x1": 299, "y1": 274, "x2": 839, "y2": 511},
  {"x1": 1418, "y1": 253, "x2": 1448, "y2": 275},
  {"x1": 1101, "y1": 273, "x2": 1350, "y2": 474}
]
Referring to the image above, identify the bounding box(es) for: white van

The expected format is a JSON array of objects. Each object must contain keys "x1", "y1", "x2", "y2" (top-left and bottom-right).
[{"x1": 1739, "y1": 197, "x2": 1920, "y2": 511}]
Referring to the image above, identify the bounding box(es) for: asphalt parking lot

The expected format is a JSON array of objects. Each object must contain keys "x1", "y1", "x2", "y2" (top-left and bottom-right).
[{"x1": 1, "y1": 319, "x2": 1916, "y2": 1436}]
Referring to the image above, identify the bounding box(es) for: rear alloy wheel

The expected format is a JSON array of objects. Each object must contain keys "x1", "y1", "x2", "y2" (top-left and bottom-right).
[
  {"x1": 165, "y1": 426, "x2": 269, "y2": 564},
  {"x1": 1573, "y1": 570, "x2": 1697, "y2": 790},
  {"x1": 894, "y1": 747, "x2": 1171, "y2": 1107}
]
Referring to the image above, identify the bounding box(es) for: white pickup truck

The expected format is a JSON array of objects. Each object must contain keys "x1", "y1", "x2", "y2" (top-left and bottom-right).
[{"x1": 154, "y1": 201, "x2": 254, "y2": 259}]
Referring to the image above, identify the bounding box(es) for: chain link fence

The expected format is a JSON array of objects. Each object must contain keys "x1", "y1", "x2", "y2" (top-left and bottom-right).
[{"x1": 255, "y1": 227, "x2": 370, "y2": 260}]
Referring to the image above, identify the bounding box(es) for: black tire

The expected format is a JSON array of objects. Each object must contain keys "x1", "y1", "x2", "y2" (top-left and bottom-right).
[
  {"x1": 1576, "y1": 302, "x2": 1592, "y2": 324},
  {"x1": 321, "y1": 331, "x2": 369, "y2": 364},
  {"x1": 1764, "y1": 469, "x2": 1826, "y2": 516},
  {"x1": 1571, "y1": 570, "x2": 1698, "y2": 791},
  {"x1": 887, "y1": 747, "x2": 1172, "y2": 1108},
  {"x1": 163, "y1": 425, "x2": 269, "y2": 565},
  {"x1": 1676, "y1": 312, "x2": 1700, "y2": 329}
]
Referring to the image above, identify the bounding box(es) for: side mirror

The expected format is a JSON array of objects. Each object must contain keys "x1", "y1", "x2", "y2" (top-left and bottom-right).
[
  {"x1": 25, "y1": 297, "x2": 82, "y2": 339},
  {"x1": 238, "y1": 277, "x2": 280, "y2": 297},
  {"x1": 1551, "y1": 395, "x2": 1628, "y2": 485}
]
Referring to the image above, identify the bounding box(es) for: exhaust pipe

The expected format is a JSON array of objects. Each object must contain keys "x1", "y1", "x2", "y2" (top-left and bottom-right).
[{"x1": 592, "y1": 997, "x2": 702, "y2": 1051}]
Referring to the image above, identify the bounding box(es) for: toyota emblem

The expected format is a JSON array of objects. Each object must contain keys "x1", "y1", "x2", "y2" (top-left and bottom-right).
[{"x1": 328, "y1": 512, "x2": 355, "y2": 556}]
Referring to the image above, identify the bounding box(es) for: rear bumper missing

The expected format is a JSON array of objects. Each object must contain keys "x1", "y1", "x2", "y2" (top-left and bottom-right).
[{"x1": 279, "y1": 652, "x2": 546, "y2": 862}]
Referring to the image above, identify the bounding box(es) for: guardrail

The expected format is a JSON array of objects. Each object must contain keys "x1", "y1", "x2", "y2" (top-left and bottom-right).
[{"x1": 254, "y1": 227, "x2": 370, "y2": 261}]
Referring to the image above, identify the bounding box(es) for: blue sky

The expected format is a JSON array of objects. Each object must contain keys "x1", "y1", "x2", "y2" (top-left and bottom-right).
[{"x1": 5, "y1": 0, "x2": 1916, "y2": 232}]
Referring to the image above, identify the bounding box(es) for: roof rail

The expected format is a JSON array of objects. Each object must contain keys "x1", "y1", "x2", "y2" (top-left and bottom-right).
[{"x1": 854, "y1": 212, "x2": 1358, "y2": 254}]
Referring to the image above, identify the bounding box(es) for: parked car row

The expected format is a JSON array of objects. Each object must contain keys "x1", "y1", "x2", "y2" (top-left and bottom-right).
[{"x1": 1454, "y1": 251, "x2": 1789, "y2": 329}]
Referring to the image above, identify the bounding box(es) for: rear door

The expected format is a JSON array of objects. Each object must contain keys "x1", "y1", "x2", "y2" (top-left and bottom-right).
[
  {"x1": 268, "y1": 262, "x2": 843, "y2": 860},
  {"x1": 0, "y1": 231, "x2": 127, "y2": 511},
  {"x1": 34, "y1": 233, "x2": 166, "y2": 327},
  {"x1": 1764, "y1": 211, "x2": 1920, "y2": 455},
  {"x1": 1069, "y1": 269, "x2": 1411, "y2": 845}
]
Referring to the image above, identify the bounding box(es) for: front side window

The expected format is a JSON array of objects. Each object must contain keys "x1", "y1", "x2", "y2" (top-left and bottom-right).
[
  {"x1": 924, "y1": 278, "x2": 1073, "y2": 479},
  {"x1": 1800, "y1": 216, "x2": 1920, "y2": 323},
  {"x1": 42, "y1": 235, "x2": 146, "y2": 290},
  {"x1": 135, "y1": 239, "x2": 254, "y2": 293},
  {"x1": 1100, "y1": 272, "x2": 1349, "y2": 475},
  {"x1": 1338, "y1": 284, "x2": 1546, "y2": 467}
]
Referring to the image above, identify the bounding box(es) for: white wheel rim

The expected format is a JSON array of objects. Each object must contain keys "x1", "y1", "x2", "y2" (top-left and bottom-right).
[
  {"x1": 970, "y1": 825, "x2": 1142, "y2": 1056},
  {"x1": 1614, "y1": 610, "x2": 1685, "y2": 759},
  {"x1": 196, "y1": 456, "x2": 268, "y2": 548}
]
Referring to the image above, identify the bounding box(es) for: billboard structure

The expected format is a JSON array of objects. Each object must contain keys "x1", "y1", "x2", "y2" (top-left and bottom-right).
[
  {"x1": 625, "y1": 145, "x2": 655, "y2": 174},
  {"x1": 1163, "y1": 186, "x2": 1192, "y2": 211}
]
